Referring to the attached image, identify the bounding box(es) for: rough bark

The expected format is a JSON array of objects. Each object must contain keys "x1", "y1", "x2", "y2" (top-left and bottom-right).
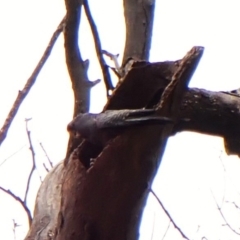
[
  {"x1": 25, "y1": 48, "x2": 207, "y2": 240},
  {"x1": 24, "y1": 1, "x2": 240, "y2": 239}
]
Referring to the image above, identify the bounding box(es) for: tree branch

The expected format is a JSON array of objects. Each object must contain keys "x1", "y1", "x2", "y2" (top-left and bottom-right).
[
  {"x1": 211, "y1": 190, "x2": 240, "y2": 235},
  {"x1": 83, "y1": 0, "x2": 114, "y2": 94},
  {"x1": 39, "y1": 142, "x2": 53, "y2": 169},
  {"x1": 64, "y1": 0, "x2": 95, "y2": 158},
  {"x1": 0, "y1": 17, "x2": 65, "y2": 147},
  {"x1": 157, "y1": 46, "x2": 204, "y2": 118},
  {"x1": 150, "y1": 190, "x2": 190, "y2": 240},
  {"x1": 24, "y1": 119, "x2": 40, "y2": 203},
  {"x1": 0, "y1": 186, "x2": 32, "y2": 226},
  {"x1": 122, "y1": 0, "x2": 155, "y2": 63},
  {"x1": 161, "y1": 220, "x2": 171, "y2": 240}
]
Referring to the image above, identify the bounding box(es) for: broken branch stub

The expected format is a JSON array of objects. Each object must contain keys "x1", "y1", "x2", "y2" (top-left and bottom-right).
[{"x1": 157, "y1": 46, "x2": 204, "y2": 119}]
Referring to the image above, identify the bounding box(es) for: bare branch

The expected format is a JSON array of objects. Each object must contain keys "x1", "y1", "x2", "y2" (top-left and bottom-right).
[
  {"x1": 150, "y1": 189, "x2": 190, "y2": 240},
  {"x1": 39, "y1": 142, "x2": 53, "y2": 169},
  {"x1": 83, "y1": 0, "x2": 114, "y2": 94},
  {"x1": 12, "y1": 219, "x2": 20, "y2": 240},
  {"x1": 0, "y1": 17, "x2": 65, "y2": 146},
  {"x1": 211, "y1": 190, "x2": 240, "y2": 235},
  {"x1": 43, "y1": 163, "x2": 50, "y2": 173},
  {"x1": 64, "y1": 0, "x2": 92, "y2": 158},
  {"x1": 226, "y1": 201, "x2": 240, "y2": 211},
  {"x1": 102, "y1": 50, "x2": 121, "y2": 70},
  {"x1": 161, "y1": 220, "x2": 171, "y2": 240},
  {"x1": 102, "y1": 50, "x2": 122, "y2": 77},
  {"x1": 0, "y1": 144, "x2": 26, "y2": 167},
  {"x1": 24, "y1": 119, "x2": 41, "y2": 204},
  {"x1": 0, "y1": 186, "x2": 32, "y2": 226}
]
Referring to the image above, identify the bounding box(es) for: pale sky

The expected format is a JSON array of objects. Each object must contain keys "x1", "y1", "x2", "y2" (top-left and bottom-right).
[{"x1": 1, "y1": 0, "x2": 240, "y2": 239}]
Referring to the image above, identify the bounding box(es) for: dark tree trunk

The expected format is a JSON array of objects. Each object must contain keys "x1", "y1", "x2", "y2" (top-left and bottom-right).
[{"x1": 24, "y1": 1, "x2": 240, "y2": 240}]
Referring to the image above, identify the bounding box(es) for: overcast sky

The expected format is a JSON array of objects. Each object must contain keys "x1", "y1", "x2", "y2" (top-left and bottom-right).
[{"x1": 1, "y1": 0, "x2": 240, "y2": 239}]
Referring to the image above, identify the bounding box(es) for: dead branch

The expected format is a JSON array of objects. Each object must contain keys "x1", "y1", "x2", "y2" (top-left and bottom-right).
[
  {"x1": 211, "y1": 190, "x2": 240, "y2": 235},
  {"x1": 12, "y1": 219, "x2": 20, "y2": 240},
  {"x1": 0, "y1": 144, "x2": 26, "y2": 167},
  {"x1": 161, "y1": 220, "x2": 171, "y2": 240},
  {"x1": 39, "y1": 142, "x2": 53, "y2": 169},
  {"x1": 226, "y1": 201, "x2": 240, "y2": 211},
  {"x1": 150, "y1": 212, "x2": 156, "y2": 240},
  {"x1": 64, "y1": 0, "x2": 90, "y2": 115},
  {"x1": 42, "y1": 163, "x2": 50, "y2": 173},
  {"x1": 24, "y1": 118, "x2": 41, "y2": 204},
  {"x1": 102, "y1": 50, "x2": 121, "y2": 71},
  {"x1": 83, "y1": 0, "x2": 114, "y2": 94},
  {"x1": 0, "y1": 186, "x2": 32, "y2": 226},
  {"x1": 64, "y1": 0, "x2": 96, "y2": 158},
  {"x1": 150, "y1": 190, "x2": 190, "y2": 240},
  {"x1": 157, "y1": 46, "x2": 204, "y2": 118},
  {"x1": 0, "y1": 18, "x2": 65, "y2": 147}
]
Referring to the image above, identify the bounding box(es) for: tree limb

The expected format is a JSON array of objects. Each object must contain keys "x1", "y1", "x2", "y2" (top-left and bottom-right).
[
  {"x1": 150, "y1": 189, "x2": 190, "y2": 240},
  {"x1": 83, "y1": 0, "x2": 114, "y2": 94},
  {"x1": 122, "y1": 0, "x2": 155, "y2": 63},
  {"x1": 211, "y1": 190, "x2": 240, "y2": 236},
  {"x1": 64, "y1": 0, "x2": 96, "y2": 158},
  {"x1": 0, "y1": 186, "x2": 32, "y2": 226},
  {"x1": 24, "y1": 119, "x2": 40, "y2": 203},
  {"x1": 0, "y1": 18, "x2": 65, "y2": 147}
]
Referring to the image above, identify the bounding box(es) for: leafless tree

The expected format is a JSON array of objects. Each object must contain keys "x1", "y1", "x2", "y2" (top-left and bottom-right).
[{"x1": 1, "y1": 1, "x2": 240, "y2": 240}]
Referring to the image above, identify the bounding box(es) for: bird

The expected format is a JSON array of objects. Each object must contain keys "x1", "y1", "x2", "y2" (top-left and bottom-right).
[{"x1": 67, "y1": 109, "x2": 173, "y2": 147}]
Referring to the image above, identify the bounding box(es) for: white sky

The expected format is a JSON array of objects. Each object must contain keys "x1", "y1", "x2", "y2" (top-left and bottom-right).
[{"x1": 1, "y1": 0, "x2": 240, "y2": 239}]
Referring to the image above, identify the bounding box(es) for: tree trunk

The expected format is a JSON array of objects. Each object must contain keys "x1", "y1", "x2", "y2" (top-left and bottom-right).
[{"x1": 24, "y1": 1, "x2": 240, "y2": 240}]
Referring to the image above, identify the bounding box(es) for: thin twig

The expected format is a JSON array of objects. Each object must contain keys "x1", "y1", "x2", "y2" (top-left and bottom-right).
[
  {"x1": 0, "y1": 17, "x2": 65, "y2": 146},
  {"x1": 150, "y1": 189, "x2": 190, "y2": 240},
  {"x1": 12, "y1": 219, "x2": 20, "y2": 240},
  {"x1": 210, "y1": 190, "x2": 240, "y2": 235},
  {"x1": 0, "y1": 186, "x2": 32, "y2": 226},
  {"x1": 161, "y1": 220, "x2": 171, "y2": 240},
  {"x1": 43, "y1": 163, "x2": 50, "y2": 173},
  {"x1": 39, "y1": 142, "x2": 53, "y2": 169},
  {"x1": 102, "y1": 50, "x2": 122, "y2": 78},
  {"x1": 102, "y1": 50, "x2": 121, "y2": 70},
  {"x1": 218, "y1": 153, "x2": 226, "y2": 207},
  {"x1": 150, "y1": 212, "x2": 156, "y2": 240},
  {"x1": 83, "y1": 0, "x2": 114, "y2": 94},
  {"x1": 24, "y1": 119, "x2": 41, "y2": 204},
  {"x1": 0, "y1": 144, "x2": 26, "y2": 167},
  {"x1": 226, "y1": 201, "x2": 240, "y2": 211}
]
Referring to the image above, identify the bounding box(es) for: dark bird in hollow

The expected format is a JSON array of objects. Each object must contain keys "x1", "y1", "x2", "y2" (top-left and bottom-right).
[{"x1": 67, "y1": 109, "x2": 173, "y2": 147}]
